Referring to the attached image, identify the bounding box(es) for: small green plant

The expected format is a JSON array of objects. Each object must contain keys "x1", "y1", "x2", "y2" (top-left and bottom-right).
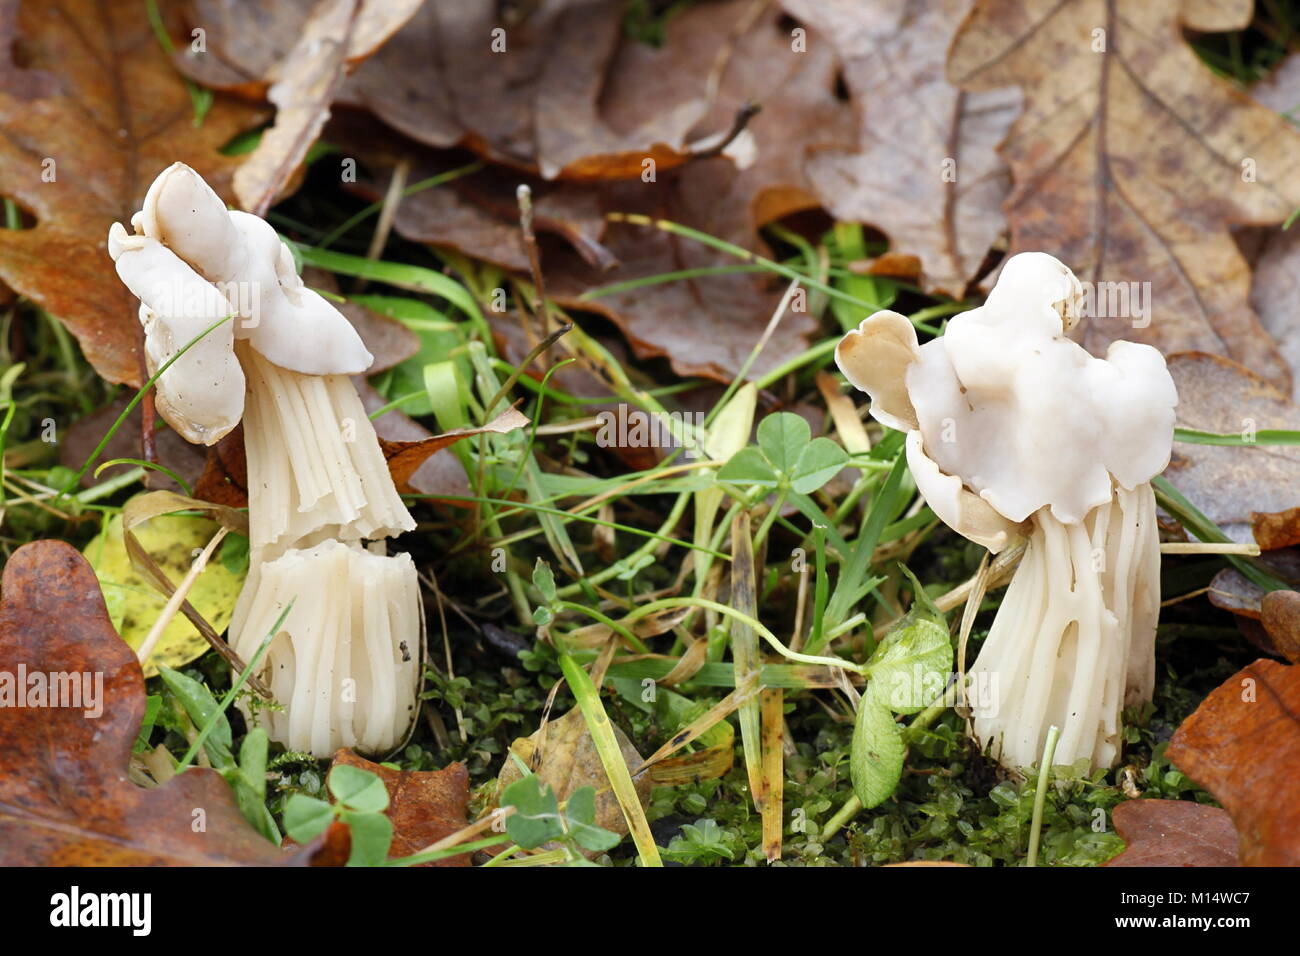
[
  {"x1": 498, "y1": 774, "x2": 620, "y2": 866},
  {"x1": 158, "y1": 666, "x2": 279, "y2": 844},
  {"x1": 283, "y1": 764, "x2": 393, "y2": 867},
  {"x1": 849, "y1": 568, "x2": 952, "y2": 809},
  {"x1": 661, "y1": 819, "x2": 738, "y2": 865}
]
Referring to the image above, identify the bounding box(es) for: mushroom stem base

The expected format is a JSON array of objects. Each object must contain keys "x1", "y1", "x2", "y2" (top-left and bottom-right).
[{"x1": 231, "y1": 539, "x2": 422, "y2": 757}]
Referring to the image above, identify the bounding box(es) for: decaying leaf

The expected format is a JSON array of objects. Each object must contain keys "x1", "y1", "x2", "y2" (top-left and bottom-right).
[
  {"x1": 0, "y1": 0, "x2": 264, "y2": 387},
  {"x1": 948, "y1": 0, "x2": 1300, "y2": 390},
  {"x1": 1168, "y1": 658, "x2": 1300, "y2": 865},
  {"x1": 84, "y1": 503, "x2": 245, "y2": 678},
  {"x1": 380, "y1": 405, "x2": 529, "y2": 493},
  {"x1": 232, "y1": 0, "x2": 423, "y2": 215},
  {"x1": 0, "y1": 540, "x2": 336, "y2": 865},
  {"x1": 1259, "y1": 589, "x2": 1300, "y2": 664},
  {"x1": 1164, "y1": 353, "x2": 1300, "y2": 543},
  {"x1": 496, "y1": 706, "x2": 652, "y2": 852},
  {"x1": 1103, "y1": 799, "x2": 1239, "y2": 867},
  {"x1": 337, "y1": 0, "x2": 706, "y2": 181},
  {"x1": 331, "y1": 750, "x2": 472, "y2": 867},
  {"x1": 59, "y1": 398, "x2": 207, "y2": 493},
  {"x1": 782, "y1": 0, "x2": 1018, "y2": 295}
]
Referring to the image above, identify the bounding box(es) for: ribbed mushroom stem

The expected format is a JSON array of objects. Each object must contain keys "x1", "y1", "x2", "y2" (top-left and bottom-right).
[
  {"x1": 231, "y1": 539, "x2": 421, "y2": 756},
  {"x1": 236, "y1": 341, "x2": 413, "y2": 555},
  {"x1": 230, "y1": 342, "x2": 421, "y2": 756},
  {"x1": 968, "y1": 482, "x2": 1159, "y2": 768}
]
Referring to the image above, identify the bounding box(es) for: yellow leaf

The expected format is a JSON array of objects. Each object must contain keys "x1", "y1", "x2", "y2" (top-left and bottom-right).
[{"x1": 84, "y1": 508, "x2": 244, "y2": 677}]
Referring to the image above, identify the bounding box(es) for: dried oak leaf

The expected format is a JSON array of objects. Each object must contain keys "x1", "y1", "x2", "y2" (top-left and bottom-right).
[
  {"x1": 547, "y1": 182, "x2": 819, "y2": 382},
  {"x1": 1164, "y1": 352, "x2": 1300, "y2": 544},
  {"x1": 1240, "y1": 55, "x2": 1300, "y2": 400},
  {"x1": 0, "y1": 540, "x2": 337, "y2": 866},
  {"x1": 1168, "y1": 658, "x2": 1300, "y2": 865},
  {"x1": 1205, "y1": 553, "x2": 1300, "y2": 659},
  {"x1": 195, "y1": 406, "x2": 526, "y2": 505},
  {"x1": 948, "y1": 0, "x2": 1300, "y2": 392},
  {"x1": 330, "y1": 750, "x2": 471, "y2": 867},
  {"x1": 0, "y1": 0, "x2": 264, "y2": 388},
  {"x1": 1103, "y1": 800, "x2": 1239, "y2": 867},
  {"x1": 781, "y1": 0, "x2": 1019, "y2": 296},
  {"x1": 336, "y1": 0, "x2": 706, "y2": 180}
]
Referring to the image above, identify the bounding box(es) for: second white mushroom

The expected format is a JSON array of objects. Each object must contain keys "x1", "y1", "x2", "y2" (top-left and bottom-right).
[{"x1": 837, "y1": 253, "x2": 1177, "y2": 770}]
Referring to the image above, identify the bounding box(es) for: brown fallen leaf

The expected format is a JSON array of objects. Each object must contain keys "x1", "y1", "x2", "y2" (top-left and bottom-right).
[
  {"x1": 167, "y1": 0, "x2": 313, "y2": 96},
  {"x1": 232, "y1": 0, "x2": 423, "y2": 215},
  {"x1": 336, "y1": 0, "x2": 706, "y2": 180},
  {"x1": 1168, "y1": 657, "x2": 1300, "y2": 865},
  {"x1": 343, "y1": 144, "x2": 612, "y2": 274},
  {"x1": 496, "y1": 706, "x2": 652, "y2": 855},
  {"x1": 547, "y1": 184, "x2": 819, "y2": 382},
  {"x1": 381, "y1": 405, "x2": 529, "y2": 493},
  {"x1": 331, "y1": 750, "x2": 471, "y2": 867},
  {"x1": 1164, "y1": 352, "x2": 1300, "y2": 543},
  {"x1": 782, "y1": 0, "x2": 1018, "y2": 296},
  {"x1": 0, "y1": 0, "x2": 264, "y2": 387},
  {"x1": 59, "y1": 398, "x2": 207, "y2": 493},
  {"x1": 1259, "y1": 590, "x2": 1300, "y2": 664},
  {"x1": 186, "y1": 0, "x2": 710, "y2": 180},
  {"x1": 0, "y1": 539, "x2": 338, "y2": 865},
  {"x1": 1103, "y1": 799, "x2": 1239, "y2": 867},
  {"x1": 948, "y1": 0, "x2": 1300, "y2": 391},
  {"x1": 356, "y1": 380, "x2": 469, "y2": 500}
]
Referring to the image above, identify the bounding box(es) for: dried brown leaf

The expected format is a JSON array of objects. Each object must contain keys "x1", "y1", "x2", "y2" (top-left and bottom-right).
[
  {"x1": 783, "y1": 0, "x2": 1018, "y2": 295},
  {"x1": 380, "y1": 405, "x2": 528, "y2": 493},
  {"x1": 1259, "y1": 589, "x2": 1300, "y2": 664},
  {"x1": 1103, "y1": 799, "x2": 1239, "y2": 867},
  {"x1": 232, "y1": 0, "x2": 422, "y2": 214},
  {"x1": 0, "y1": 0, "x2": 264, "y2": 387},
  {"x1": 0, "y1": 540, "x2": 336, "y2": 865},
  {"x1": 948, "y1": 0, "x2": 1300, "y2": 390},
  {"x1": 1168, "y1": 658, "x2": 1300, "y2": 865},
  {"x1": 331, "y1": 750, "x2": 471, "y2": 867},
  {"x1": 1164, "y1": 352, "x2": 1300, "y2": 543}
]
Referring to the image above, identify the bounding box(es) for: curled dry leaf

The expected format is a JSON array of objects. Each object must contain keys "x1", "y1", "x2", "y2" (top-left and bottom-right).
[
  {"x1": 194, "y1": 406, "x2": 527, "y2": 505},
  {"x1": 1164, "y1": 353, "x2": 1300, "y2": 543},
  {"x1": 1168, "y1": 658, "x2": 1300, "y2": 865},
  {"x1": 380, "y1": 405, "x2": 529, "y2": 493},
  {"x1": 781, "y1": 0, "x2": 1018, "y2": 296},
  {"x1": 1259, "y1": 589, "x2": 1300, "y2": 664},
  {"x1": 1103, "y1": 799, "x2": 1239, "y2": 867},
  {"x1": 0, "y1": 0, "x2": 264, "y2": 387},
  {"x1": 948, "y1": 0, "x2": 1300, "y2": 390},
  {"x1": 0, "y1": 540, "x2": 338, "y2": 865},
  {"x1": 331, "y1": 750, "x2": 472, "y2": 867}
]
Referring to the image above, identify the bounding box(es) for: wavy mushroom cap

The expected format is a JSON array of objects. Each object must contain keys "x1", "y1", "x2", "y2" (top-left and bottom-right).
[{"x1": 908, "y1": 253, "x2": 1177, "y2": 524}]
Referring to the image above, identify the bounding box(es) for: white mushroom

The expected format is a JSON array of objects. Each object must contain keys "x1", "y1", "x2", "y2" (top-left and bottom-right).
[
  {"x1": 108, "y1": 163, "x2": 421, "y2": 757},
  {"x1": 836, "y1": 252, "x2": 1177, "y2": 769}
]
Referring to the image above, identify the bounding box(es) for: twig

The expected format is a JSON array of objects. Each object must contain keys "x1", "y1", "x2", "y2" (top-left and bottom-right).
[{"x1": 516, "y1": 184, "x2": 552, "y2": 347}]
